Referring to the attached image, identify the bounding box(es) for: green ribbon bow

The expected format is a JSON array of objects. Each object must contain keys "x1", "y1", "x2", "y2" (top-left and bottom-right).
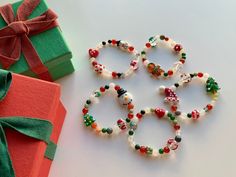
[{"x1": 0, "y1": 69, "x2": 56, "y2": 177}]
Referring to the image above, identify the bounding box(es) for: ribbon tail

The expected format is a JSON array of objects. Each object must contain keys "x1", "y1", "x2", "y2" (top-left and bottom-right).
[
  {"x1": 0, "y1": 124, "x2": 15, "y2": 177},
  {"x1": 21, "y1": 35, "x2": 53, "y2": 81},
  {"x1": 0, "y1": 117, "x2": 53, "y2": 143}
]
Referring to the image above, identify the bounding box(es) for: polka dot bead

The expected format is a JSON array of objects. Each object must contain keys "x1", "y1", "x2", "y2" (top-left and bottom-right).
[
  {"x1": 88, "y1": 39, "x2": 140, "y2": 79},
  {"x1": 141, "y1": 35, "x2": 186, "y2": 79},
  {"x1": 127, "y1": 108, "x2": 182, "y2": 157},
  {"x1": 82, "y1": 83, "x2": 135, "y2": 136},
  {"x1": 159, "y1": 72, "x2": 220, "y2": 120}
]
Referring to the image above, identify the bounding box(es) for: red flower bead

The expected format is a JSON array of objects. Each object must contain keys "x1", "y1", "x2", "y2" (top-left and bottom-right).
[
  {"x1": 82, "y1": 108, "x2": 88, "y2": 115},
  {"x1": 112, "y1": 72, "x2": 117, "y2": 78},
  {"x1": 174, "y1": 124, "x2": 181, "y2": 130},
  {"x1": 114, "y1": 85, "x2": 121, "y2": 91},
  {"x1": 163, "y1": 147, "x2": 170, "y2": 153},
  {"x1": 146, "y1": 43, "x2": 151, "y2": 48},
  {"x1": 100, "y1": 87, "x2": 106, "y2": 92},
  {"x1": 128, "y1": 113, "x2": 134, "y2": 119},
  {"x1": 128, "y1": 46, "x2": 134, "y2": 52},
  {"x1": 207, "y1": 104, "x2": 213, "y2": 111},
  {"x1": 112, "y1": 39, "x2": 117, "y2": 45},
  {"x1": 174, "y1": 44, "x2": 182, "y2": 52},
  {"x1": 136, "y1": 113, "x2": 142, "y2": 119},
  {"x1": 168, "y1": 70, "x2": 173, "y2": 76},
  {"x1": 198, "y1": 72, "x2": 204, "y2": 78},
  {"x1": 140, "y1": 146, "x2": 147, "y2": 154},
  {"x1": 171, "y1": 106, "x2": 177, "y2": 112}
]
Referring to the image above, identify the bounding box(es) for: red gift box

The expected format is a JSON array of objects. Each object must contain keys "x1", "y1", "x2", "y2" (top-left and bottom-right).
[{"x1": 0, "y1": 71, "x2": 66, "y2": 177}]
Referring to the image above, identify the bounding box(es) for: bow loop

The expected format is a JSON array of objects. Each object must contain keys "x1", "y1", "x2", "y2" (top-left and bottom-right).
[
  {"x1": 0, "y1": 0, "x2": 58, "y2": 81},
  {"x1": 8, "y1": 21, "x2": 29, "y2": 36}
]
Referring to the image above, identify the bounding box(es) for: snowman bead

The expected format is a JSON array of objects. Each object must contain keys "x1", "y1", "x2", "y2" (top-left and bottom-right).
[{"x1": 81, "y1": 84, "x2": 135, "y2": 136}]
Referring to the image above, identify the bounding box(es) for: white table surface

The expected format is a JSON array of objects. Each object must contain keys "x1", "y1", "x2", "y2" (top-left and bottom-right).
[{"x1": 1, "y1": 0, "x2": 236, "y2": 177}]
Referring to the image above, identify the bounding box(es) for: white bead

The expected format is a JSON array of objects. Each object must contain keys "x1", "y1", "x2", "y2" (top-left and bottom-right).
[{"x1": 159, "y1": 86, "x2": 166, "y2": 93}]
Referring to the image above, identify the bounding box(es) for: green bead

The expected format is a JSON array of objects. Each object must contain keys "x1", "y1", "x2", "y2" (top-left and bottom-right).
[
  {"x1": 129, "y1": 130, "x2": 134, "y2": 136},
  {"x1": 141, "y1": 51, "x2": 146, "y2": 55},
  {"x1": 182, "y1": 53, "x2": 186, "y2": 57},
  {"x1": 104, "y1": 85, "x2": 109, "y2": 89},
  {"x1": 187, "y1": 113, "x2": 192, "y2": 118},
  {"x1": 102, "y1": 128, "x2": 107, "y2": 133},
  {"x1": 159, "y1": 148, "x2": 164, "y2": 154},
  {"x1": 126, "y1": 118, "x2": 131, "y2": 123},
  {"x1": 167, "y1": 113, "x2": 172, "y2": 117},
  {"x1": 164, "y1": 72, "x2": 168, "y2": 77},
  {"x1": 170, "y1": 116, "x2": 176, "y2": 121},
  {"x1": 135, "y1": 144, "x2": 140, "y2": 150},
  {"x1": 86, "y1": 100, "x2": 91, "y2": 104}
]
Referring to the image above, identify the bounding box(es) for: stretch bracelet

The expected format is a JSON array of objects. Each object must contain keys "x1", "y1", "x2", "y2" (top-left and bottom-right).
[
  {"x1": 127, "y1": 108, "x2": 182, "y2": 157},
  {"x1": 159, "y1": 72, "x2": 220, "y2": 120},
  {"x1": 141, "y1": 35, "x2": 186, "y2": 79},
  {"x1": 88, "y1": 39, "x2": 139, "y2": 79},
  {"x1": 82, "y1": 83, "x2": 135, "y2": 136}
]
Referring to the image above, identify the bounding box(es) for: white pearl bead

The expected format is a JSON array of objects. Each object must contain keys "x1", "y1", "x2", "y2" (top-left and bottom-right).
[{"x1": 159, "y1": 86, "x2": 166, "y2": 93}]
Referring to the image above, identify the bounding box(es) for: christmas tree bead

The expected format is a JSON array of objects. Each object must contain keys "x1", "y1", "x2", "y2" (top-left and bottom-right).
[
  {"x1": 159, "y1": 72, "x2": 220, "y2": 121},
  {"x1": 82, "y1": 83, "x2": 135, "y2": 137},
  {"x1": 142, "y1": 35, "x2": 186, "y2": 79},
  {"x1": 127, "y1": 108, "x2": 181, "y2": 158},
  {"x1": 88, "y1": 39, "x2": 139, "y2": 79}
]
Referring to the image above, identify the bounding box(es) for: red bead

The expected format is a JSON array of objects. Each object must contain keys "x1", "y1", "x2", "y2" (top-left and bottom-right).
[
  {"x1": 128, "y1": 113, "x2": 134, "y2": 119},
  {"x1": 112, "y1": 72, "x2": 117, "y2": 78},
  {"x1": 155, "y1": 108, "x2": 166, "y2": 118},
  {"x1": 82, "y1": 108, "x2": 88, "y2": 115},
  {"x1": 207, "y1": 104, "x2": 213, "y2": 111},
  {"x1": 198, "y1": 72, "x2": 204, "y2": 78},
  {"x1": 165, "y1": 37, "x2": 169, "y2": 41},
  {"x1": 140, "y1": 146, "x2": 147, "y2": 154},
  {"x1": 174, "y1": 44, "x2": 182, "y2": 52},
  {"x1": 88, "y1": 49, "x2": 99, "y2": 58},
  {"x1": 171, "y1": 106, "x2": 177, "y2": 112},
  {"x1": 112, "y1": 39, "x2": 117, "y2": 45},
  {"x1": 114, "y1": 85, "x2": 121, "y2": 91},
  {"x1": 174, "y1": 124, "x2": 181, "y2": 130},
  {"x1": 163, "y1": 147, "x2": 170, "y2": 153},
  {"x1": 100, "y1": 87, "x2": 105, "y2": 92},
  {"x1": 180, "y1": 59, "x2": 185, "y2": 64},
  {"x1": 168, "y1": 70, "x2": 173, "y2": 76},
  {"x1": 128, "y1": 46, "x2": 134, "y2": 52},
  {"x1": 136, "y1": 113, "x2": 142, "y2": 119},
  {"x1": 146, "y1": 43, "x2": 151, "y2": 48},
  {"x1": 92, "y1": 61, "x2": 97, "y2": 66}
]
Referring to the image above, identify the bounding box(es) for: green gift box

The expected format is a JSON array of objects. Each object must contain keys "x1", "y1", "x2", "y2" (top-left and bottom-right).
[{"x1": 0, "y1": 0, "x2": 74, "y2": 81}]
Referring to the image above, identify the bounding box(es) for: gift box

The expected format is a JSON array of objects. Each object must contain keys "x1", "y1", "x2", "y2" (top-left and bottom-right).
[
  {"x1": 0, "y1": 69, "x2": 66, "y2": 177},
  {"x1": 0, "y1": 0, "x2": 74, "y2": 81}
]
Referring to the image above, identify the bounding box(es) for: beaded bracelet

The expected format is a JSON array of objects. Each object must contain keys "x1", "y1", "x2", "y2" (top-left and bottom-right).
[
  {"x1": 141, "y1": 35, "x2": 186, "y2": 79},
  {"x1": 82, "y1": 83, "x2": 135, "y2": 136},
  {"x1": 159, "y1": 72, "x2": 220, "y2": 120},
  {"x1": 88, "y1": 39, "x2": 140, "y2": 79},
  {"x1": 127, "y1": 107, "x2": 181, "y2": 157}
]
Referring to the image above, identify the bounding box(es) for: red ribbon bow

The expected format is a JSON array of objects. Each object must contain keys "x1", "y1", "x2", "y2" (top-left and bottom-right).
[{"x1": 0, "y1": 0, "x2": 58, "y2": 81}]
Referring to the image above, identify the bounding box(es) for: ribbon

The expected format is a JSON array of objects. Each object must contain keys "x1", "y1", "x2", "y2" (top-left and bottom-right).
[
  {"x1": 0, "y1": 69, "x2": 56, "y2": 177},
  {"x1": 0, "y1": 0, "x2": 59, "y2": 81}
]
